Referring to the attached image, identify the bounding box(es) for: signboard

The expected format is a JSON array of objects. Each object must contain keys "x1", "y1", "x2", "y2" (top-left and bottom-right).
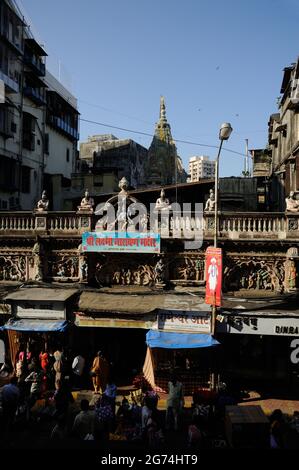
[
  {"x1": 75, "y1": 314, "x2": 155, "y2": 330},
  {"x1": 205, "y1": 247, "x2": 222, "y2": 307},
  {"x1": 16, "y1": 301, "x2": 65, "y2": 320},
  {"x1": 217, "y1": 314, "x2": 299, "y2": 336},
  {"x1": 153, "y1": 310, "x2": 211, "y2": 334},
  {"x1": 82, "y1": 231, "x2": 160, "y2": 253}
]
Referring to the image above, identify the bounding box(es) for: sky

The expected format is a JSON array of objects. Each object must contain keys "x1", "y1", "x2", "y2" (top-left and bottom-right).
[{"x1": 17, "y1": 0, "x2": 299, "y2": 177}]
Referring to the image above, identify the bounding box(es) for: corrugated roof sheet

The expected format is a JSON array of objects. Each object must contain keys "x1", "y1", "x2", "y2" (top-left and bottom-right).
[
  {"x1": 4, "y1": 288, "x2": 78, "y2": 302},
  {"x1": 78, "y1": 291, "x2": 211, "y2": 314}
]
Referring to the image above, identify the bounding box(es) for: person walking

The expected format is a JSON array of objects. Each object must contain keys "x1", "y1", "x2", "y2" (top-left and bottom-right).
[
  {"x1": 165, "y1": 375, "x2": 184, "y2": 431},
  {"x1": 90, "y1": 351, "x2": 109, "y2": 394},
  {"x1": 72, "y1": 353, "x2": 85, "y2": 389}
]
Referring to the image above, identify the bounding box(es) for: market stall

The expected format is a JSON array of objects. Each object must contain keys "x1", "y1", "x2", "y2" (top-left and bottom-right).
[{"x1": 144, "y1": 330, "x2": 220, "y2": 395}]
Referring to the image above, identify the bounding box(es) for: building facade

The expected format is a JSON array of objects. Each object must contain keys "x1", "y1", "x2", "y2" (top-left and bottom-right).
[
  {"x1": 0, "y1": 0, "x2": 79, "y2": 211},
  {"x1": 252, "y1": 57, "x2": 299, "y2": 211},
  {"x1": 188, "y1": 155, "x2": 216, "y2": 181}
]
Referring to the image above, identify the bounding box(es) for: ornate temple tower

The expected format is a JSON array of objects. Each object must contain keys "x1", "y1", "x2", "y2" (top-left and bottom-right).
[{"x1": 146, "y1": 97, "x2": 186, "y2": 186}]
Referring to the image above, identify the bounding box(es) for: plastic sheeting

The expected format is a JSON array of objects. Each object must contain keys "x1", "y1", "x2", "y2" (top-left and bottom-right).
[
  {"x1": 146, "y1": 330, "x2": 220, "y2": 349},
  {"x1": 1, "y1": 319, "x2": 68, "y2": 332}
]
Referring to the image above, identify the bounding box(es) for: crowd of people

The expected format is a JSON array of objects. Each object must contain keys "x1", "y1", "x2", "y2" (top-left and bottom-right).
[{"x1": 1, "y1": 344, "x2": 299, "y2": 449}]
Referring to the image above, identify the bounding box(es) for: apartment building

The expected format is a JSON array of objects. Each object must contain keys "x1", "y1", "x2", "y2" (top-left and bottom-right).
[
  {"x1": 188, "y1": 155, "x2": 215, "y2": 181},
  {"x1": 0, "y1": 0, "x2": 79, "y2": 210}
]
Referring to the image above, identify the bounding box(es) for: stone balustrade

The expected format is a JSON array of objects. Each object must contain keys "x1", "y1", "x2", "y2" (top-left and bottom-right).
[{"x1": 0, "y1": 211, "x2": 298, "y2": 241}]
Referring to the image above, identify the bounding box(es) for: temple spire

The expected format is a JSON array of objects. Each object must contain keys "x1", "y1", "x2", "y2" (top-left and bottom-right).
[{"x1": 160, "y1": 95, "x2": 167, "y2": 123}]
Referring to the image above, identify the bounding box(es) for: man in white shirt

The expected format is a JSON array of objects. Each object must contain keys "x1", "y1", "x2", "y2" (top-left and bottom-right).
[{"x1": 72, "y1": 354, "x2": 85, "y2": 389}]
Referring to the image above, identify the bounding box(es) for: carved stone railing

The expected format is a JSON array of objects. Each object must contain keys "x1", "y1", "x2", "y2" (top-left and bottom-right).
[
  {"x1": 0, "y1": 212, "x2": 36, "y2": 231},
  {"x1": 0, "y1": 211, "x2": 298, "y2": 241}
]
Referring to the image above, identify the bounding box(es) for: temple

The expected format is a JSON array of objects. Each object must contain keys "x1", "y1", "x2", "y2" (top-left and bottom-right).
[{"x1": 146, "y1": 96, "x2": 187, "y2": 186}]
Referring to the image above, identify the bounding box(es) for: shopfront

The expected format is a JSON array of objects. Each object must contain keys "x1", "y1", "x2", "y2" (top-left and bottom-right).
[
  {"x1": 216, "y1": 312, "x2": 299, "y2": 393},
  {"x1": 74, "y1": 291, "x2": 219, "y2": 390},
  {"x1": 2, "y1": 287, "x2": 78, "y2": 366}
]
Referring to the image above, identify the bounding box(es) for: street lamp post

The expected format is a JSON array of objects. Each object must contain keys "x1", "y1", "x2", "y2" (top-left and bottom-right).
[{"x1": 211, "y1": 122, "x2": 233, "y2": 335}]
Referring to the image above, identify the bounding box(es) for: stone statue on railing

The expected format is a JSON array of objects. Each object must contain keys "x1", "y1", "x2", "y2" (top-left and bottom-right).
[
  {"x1": 78, "y1": 189, "x2": 95, "y2": 213},
  {"x1": 285, "y1": 191, "x2": 299, "y2": 213},
  {"x1": 204, "y1": 189, "x2": 215, "y2": 212},
  {"x1": 155, "y1": 189, "x2": 171, "y2": 211},
  {"x1": 36, "y1": 190, "x2": 49, "y2": 212},
  {"x1": 119, "y1": 176, "x2": 129, "y2": 194}
]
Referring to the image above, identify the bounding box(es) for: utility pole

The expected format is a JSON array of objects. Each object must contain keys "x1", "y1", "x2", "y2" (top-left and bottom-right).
[{"x1": 245, "y1": 138, "x2": 249, "y2": 177}]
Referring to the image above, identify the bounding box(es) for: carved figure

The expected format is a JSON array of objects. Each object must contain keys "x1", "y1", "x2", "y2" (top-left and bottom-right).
[
  {"x1": 288, "y1": 260, "x2": 297, "y2": 289},
  {"x1": 286, "y1": 191, "x2": 299, "y2": 212},
  {"x1": 154, "y1": 257, "x2": 165, "y2": 284},
  {"x1": 204, "y1": 189, "x2": 215, "y2": 212},
  {"x1": 119, "y1": 177, "x2": 129, "y2": 193},
  {"x1": 78, "y1": 189, "x2": 95, "y2": 212},
  {"x1": 36, "y1": 190, "x2": 49, "y2": 212},
  {"x1": 155, "y1": 189, "x2": 170, "y2": 211},
  {"x1": 80, "y1": 260, "x2": 88, "y2": 280}
]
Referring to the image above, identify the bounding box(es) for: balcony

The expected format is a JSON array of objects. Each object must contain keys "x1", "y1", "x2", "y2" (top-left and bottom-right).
[
  {"x1": 0, "y1": 70, "x2": 19, "y2": 93},
  {"x1": 23, "y1": 87, "x2": 46, "y2": 106},
  {"x1": 24, "y1": 54, "x2": 46, "y2": 76},
  {"x1": 0, "y1": 211, "x2": 298, "y2": 242},
  {"x1": 48, "y1": 115, "x2": 79, "y2": 141}
]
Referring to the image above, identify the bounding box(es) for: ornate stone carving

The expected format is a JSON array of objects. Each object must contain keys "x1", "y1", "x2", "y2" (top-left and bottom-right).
[
  {"x1": 0, "y1": 255, "x2": 26, "y2": 281},
  {"x1": 32, "y1": 241, "x2": 44, "y2": 281},
  {"x1": 287, "y1": 247, "x2": 299, "y2": 258},
  {"x1": 288, "y1": 218, "x2": 299, "y2": 231},
  {"x1": 284, "y1": 258, "x2": 298, "y2": 291},
  {"x1": 207, "y1": 218, "x2": 215, "y2": 230},
  {"x1": 49, "y1": 254, "x2": 79, "y2": 279},
  {"x1": 93, "y1": 255, "x2": 155, "y2": 287},
  {"x1": 154, "y1": 256, "x2": 166, "y2": 287},
  {"x1": 223, "y1": 258, "x2": 285, "y2": 293},
  {"x1": 36, "y1": 217, "x2": 46, "y2": 229}
]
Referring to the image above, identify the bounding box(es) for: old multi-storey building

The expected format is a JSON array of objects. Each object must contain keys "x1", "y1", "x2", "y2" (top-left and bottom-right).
[
  {"x1": 146, "y1": 96, "x2": 187, "y2": 186},
  {"x1": 188, "y1": 155, "x2": 216, "y2": 181},
  {"x1": 0, "y1": 0, "x2": 79, "y2": 210},
  {"x1": 254, "y1": 57, "x2": 299, "y2": 210}
]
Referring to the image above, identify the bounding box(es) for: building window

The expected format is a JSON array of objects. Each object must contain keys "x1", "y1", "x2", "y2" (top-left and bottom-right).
[
  {"x1": 66, "y1": 148, "x2": 70, "y2": 162},
  {"x1": 44, "y1": 133, "x2": 49, "y2": 154},
  {"x1": 22, "y1": 112, "x2": 35, "y2": 151},
  {"x1": 21, "y1": 166, "x2": 31, "y2": 193},
  {"x1": 0, "y1": 156, "x2": 17, "y2": 191}
]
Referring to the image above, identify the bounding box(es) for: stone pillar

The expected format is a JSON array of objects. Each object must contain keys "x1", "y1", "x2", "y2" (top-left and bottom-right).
[
  {"x1": 77, "y1": 210, "x2": 93, "y2": 233},
  {"x1": 78, "y1": 244, "x2": 88, "y2": 284},
  {"x1": 32, "y1": 240, "x2": 45, "y2": 281},
  {"x1": 34, "y1": 212, "x2": 47, "y2": 233}
]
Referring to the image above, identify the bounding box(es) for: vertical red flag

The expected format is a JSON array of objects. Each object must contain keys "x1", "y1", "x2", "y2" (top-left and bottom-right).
[{"x1": 205, "y1": 247, "x2": 222, "y2": 307}]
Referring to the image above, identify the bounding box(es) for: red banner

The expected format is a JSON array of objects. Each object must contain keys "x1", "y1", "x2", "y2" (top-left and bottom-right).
[{"x1": 205, "y1": 247, "x2": 222, "y2": 307}]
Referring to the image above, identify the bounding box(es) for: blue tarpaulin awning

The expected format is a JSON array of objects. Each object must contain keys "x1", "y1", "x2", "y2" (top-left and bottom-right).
[
  {"x1": 0, "y1": 319, "x2": 68, "y2": 332},
  {"x1": 146, "y1": 330, "x2": 220, "y2": 349}
]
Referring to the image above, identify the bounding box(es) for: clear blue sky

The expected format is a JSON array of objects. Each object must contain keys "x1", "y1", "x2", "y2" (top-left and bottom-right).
[{"x1": 19, "y1": 0, "x2": 299, "y2": 177}]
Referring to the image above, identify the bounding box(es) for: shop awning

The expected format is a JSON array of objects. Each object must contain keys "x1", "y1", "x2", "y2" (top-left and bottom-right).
[
  {"x1": 0, "y1": 319, "x2": 68, "y2": 332},
  {"x1": 146, "y1": 330, "x2": 220, "y2": 349}
]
